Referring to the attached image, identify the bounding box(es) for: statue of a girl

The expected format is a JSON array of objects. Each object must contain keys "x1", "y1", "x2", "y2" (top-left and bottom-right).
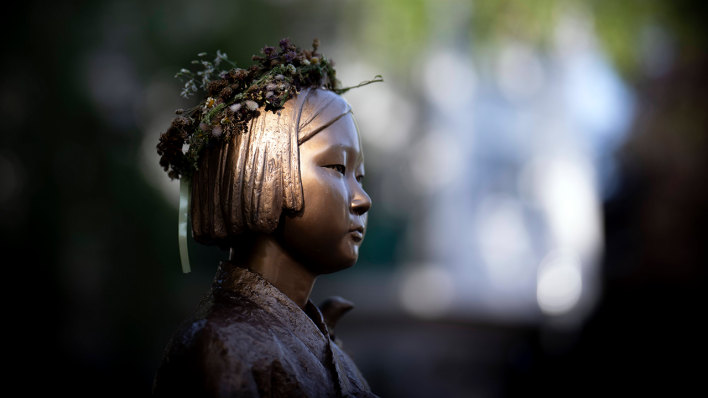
[{"x1": 153, "y1": 39, "x2": 380, "y2": 397}]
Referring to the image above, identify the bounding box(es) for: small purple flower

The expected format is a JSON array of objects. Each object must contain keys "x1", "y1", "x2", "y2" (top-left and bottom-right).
[
  {"x1": 261, "y1": 46, "x2": 277, "y2": 58},
  {"x1": 279, "y1": 38, "x2": 291, "y2": 51},
  {"x1": 283, "y1": 51, "x2": 296, "y2": 63},
  {"x1": 212, "y1": 125, "x2": 222, "y2": 138},
  {"x1": 199, "y1": 123, "x2": 210, "y2": 132}
]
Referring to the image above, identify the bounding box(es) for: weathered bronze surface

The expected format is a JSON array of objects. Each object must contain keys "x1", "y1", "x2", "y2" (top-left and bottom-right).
[{"x1": 154, "y1": 89, "x2": 376, "y2": 397}]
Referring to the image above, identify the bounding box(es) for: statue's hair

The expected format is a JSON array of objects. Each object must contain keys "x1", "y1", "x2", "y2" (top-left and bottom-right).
[{"x1": 190, "y1": 88, "x2": 352, "y2": 246}]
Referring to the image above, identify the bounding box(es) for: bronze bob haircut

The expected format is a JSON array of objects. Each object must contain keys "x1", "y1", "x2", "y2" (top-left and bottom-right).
[{"x1": 190, "y1": 88, "x2": 353, "y2": 246}]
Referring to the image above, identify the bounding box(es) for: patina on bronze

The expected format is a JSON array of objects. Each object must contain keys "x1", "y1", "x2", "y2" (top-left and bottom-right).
[{"x1": 153, "y1": 88, "x2": 377, "y2": 397}]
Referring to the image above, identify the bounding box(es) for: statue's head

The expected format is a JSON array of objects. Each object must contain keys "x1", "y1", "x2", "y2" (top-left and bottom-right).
[
  {"x1": 191, "y1": 88, "x2": 371, "y2": 273},
  {"x1": 157, "y1": 39, "x2": 381, "y2": 274}
]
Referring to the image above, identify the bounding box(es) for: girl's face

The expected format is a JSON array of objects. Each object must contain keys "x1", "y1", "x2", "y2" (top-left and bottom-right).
[{"x1": 277, "y1": 113, "x2": 371, "y2": 275}]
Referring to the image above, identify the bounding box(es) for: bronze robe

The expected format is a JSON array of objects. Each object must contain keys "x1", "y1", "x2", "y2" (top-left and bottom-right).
[{"x1": 153, "y1": 262, "x2": 378, "y2": 397}]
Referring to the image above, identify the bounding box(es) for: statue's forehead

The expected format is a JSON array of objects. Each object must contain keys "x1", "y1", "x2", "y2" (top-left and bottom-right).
[{"x1": 301, "y1": 113, "x2": 363, "y2": 161}]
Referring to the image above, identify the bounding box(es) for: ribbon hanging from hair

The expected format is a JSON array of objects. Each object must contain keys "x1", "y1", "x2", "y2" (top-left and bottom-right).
[{"x1": 178, "y1": 178, "x2": 191, "y2": 274}]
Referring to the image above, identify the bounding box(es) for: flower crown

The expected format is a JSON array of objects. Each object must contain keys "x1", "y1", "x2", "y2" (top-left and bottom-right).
[{"x1": 157, "y1": 38, "x2": 382, "y2": 180}]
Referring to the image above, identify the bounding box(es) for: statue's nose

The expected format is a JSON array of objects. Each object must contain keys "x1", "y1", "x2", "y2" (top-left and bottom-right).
[{"x1": 351, "y1": 188, "x2": 371, "y2": 215}]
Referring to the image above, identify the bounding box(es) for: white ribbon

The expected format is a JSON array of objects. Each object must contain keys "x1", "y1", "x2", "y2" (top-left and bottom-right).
[{"x1": 178, "y1": 178, "x2": 191, "y2": 274}]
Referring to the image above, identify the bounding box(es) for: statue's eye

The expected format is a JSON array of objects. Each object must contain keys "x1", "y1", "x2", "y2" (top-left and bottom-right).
[
  {"x1": 356, "y1": 175, "x2": 364, "y2": 183},
  {"x1": 325, "y1": 164, "x2": 346, "y2": 175}
]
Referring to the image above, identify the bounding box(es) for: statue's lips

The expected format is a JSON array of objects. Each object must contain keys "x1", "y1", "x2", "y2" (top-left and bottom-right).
[{"x1": 348, "y1": 228, "x2": 364, "y2": 242}]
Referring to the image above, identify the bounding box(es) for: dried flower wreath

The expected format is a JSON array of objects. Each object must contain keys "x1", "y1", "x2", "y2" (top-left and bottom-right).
[{"x1": 157, "y1": 38, "x2": 382, "y2": 181}]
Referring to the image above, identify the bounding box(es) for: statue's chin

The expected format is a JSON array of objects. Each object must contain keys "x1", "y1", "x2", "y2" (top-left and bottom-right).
[{"x1": 308, "y1": 250, "x2": 359, "y2": 276}]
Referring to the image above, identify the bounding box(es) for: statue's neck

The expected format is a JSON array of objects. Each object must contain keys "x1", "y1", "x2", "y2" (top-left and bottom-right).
[{"x1": 229, "y1": 235, "x2": 317, "y2": 310}]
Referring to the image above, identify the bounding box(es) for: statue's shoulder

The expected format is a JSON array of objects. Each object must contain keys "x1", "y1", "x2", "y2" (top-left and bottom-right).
[
  {"x1": 202, "y1": 293, "x2": 286, "y2": 349},
  {"x1": 153, "y1": 293, "x2": 287, "y2": 396},
  {"x1": 175, "y1": 291, "x2": 285, "y2": 357}
]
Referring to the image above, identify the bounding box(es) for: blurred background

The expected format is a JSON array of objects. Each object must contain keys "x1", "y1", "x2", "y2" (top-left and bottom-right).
[{"x1": 2, "y1": 0, "x2": 705, "y2": 396}]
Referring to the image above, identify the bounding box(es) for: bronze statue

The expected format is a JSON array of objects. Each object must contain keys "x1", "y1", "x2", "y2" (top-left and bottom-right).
[{"x1": 153, "y1": 42, "x2": 379, "y2": 395}]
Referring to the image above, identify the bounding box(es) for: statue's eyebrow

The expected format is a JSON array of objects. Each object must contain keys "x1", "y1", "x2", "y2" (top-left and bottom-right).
[
  {"x1": 298, "y1": 101, "x2": 352, "y2": 145},
  {"x1": 298, "y1": 110, "x2": 352, "y2": 146}
]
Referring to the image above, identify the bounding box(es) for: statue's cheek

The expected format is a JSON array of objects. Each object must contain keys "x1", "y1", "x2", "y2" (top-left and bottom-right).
[{"x1": 310, "y1": 174, "x2": 349, "y2": 217}]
